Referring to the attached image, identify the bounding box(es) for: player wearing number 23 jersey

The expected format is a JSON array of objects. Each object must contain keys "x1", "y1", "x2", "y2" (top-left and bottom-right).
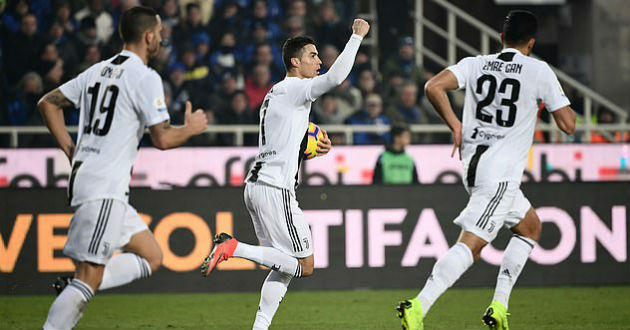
[{"x1": 397, "y1": 11, "x2": 576, "y2": 330}]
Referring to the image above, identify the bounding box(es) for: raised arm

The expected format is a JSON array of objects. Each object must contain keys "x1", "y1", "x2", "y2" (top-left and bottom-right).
[
  {"x1": 148, "y1": 101, "x2": 208, "y2": 150},
  {"x1": 309, "y1": 19, "x2": 369, "y2": 100},
  {"x1": 38, "y1": 89, "x2": 76, "y2": 162}
]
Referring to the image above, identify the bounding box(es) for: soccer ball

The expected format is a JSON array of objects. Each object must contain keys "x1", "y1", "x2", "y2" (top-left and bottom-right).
[{"x1": 304, "y1": 122, "x2": 324, "y2": 160}]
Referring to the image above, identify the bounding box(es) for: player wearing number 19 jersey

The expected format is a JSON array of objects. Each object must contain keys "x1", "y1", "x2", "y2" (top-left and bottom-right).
[
  {"x1": 38, "y1": 7, "x2": 207, "y2": 330},
  {"x1": 397, "y1": 11, "x2": 576, "y2": 330}
]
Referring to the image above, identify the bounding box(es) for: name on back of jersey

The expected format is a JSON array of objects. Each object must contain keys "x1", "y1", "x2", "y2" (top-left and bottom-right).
[
  {"x1": 100, "y1": 65, "x2": 124, "y2": 79},
  {"x1": 482, "y1": 60, "x2": 523, "y2": 74}
]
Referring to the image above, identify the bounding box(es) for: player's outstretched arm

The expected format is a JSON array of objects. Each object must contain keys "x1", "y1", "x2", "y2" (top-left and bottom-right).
[
  {"x1": 424, "y1": 69, "x2": 462, "y2": 158},
  {"x1": 309, "y1": 19, "x2": 370, "y2": 99},
  {"x1": 551, "y1": 106, "x2": 576, "y2": 135},
  {"x1": 38, "y1": 88, "x2": 75, "y2": 163},
  {"x1": 149, "y1": 101, "x2": 208, "y2": 150}
]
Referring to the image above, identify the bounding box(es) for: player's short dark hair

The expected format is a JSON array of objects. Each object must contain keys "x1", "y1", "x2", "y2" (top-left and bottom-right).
[
  {"x1": 503, "y1": 10, "x2": 537, "y2": 46},
  {"x1": 119, "y1": 6, "x2": 159, "y2": 43},
  {"x1": 282, "y1": 36, "x2": 316, "y2": 71}
]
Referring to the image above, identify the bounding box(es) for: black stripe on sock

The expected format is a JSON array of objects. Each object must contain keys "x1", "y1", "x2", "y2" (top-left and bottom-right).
[
  {"x1": 480, "y1": 182, "x2": 508, "y2": 229},
  {"x1": 475, "y1": 183, "x2": 505, "y2": 228},
  {"x1": 135, "y1": 255, "x2": 146, "y2": 278},
  {"x1": 70, "y1": 281, "x2": 93, "y2": 301},
  {"x1": 93, "y1": 199, "x2": 113, "y2": 254},
  {"x1": 513, "y1": 234, "x2": 535, "y2": 249},
  {"x1": 88, "y1": 200, "x2": 107, "y2": 254}
]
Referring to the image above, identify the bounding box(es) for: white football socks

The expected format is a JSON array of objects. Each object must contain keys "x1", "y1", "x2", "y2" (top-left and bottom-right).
[
  {"x1": 417, "y1": 242, "x2": 474, "y2": 316},
  {"x1": 233, "y1": 242, "x2": 302, "y2": 278},
  {"x1": 99, "y1": 253, "x2": 152, "y2": 290},
  {"x1": 252, "y1": 270, "x2": 293, "y2": 330},
  {"x1": 43, "y1": 279, "x2": 93, "y2": 330},
  {"x1": 493, "y1": 235, "x2": 535, "y2": 309}
]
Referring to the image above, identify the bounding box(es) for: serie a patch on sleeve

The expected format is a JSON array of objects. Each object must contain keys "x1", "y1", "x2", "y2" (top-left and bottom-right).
[{"x1": 153, "y1": 97, "x2": 167, "y2": 112}]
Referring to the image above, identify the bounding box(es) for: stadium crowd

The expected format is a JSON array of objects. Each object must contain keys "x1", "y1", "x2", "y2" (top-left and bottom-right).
[
  {"x1": 1, "y1": 0, "x2": 449, "y2": 147},
  {"x1": 1, "y1": 0, "x2": 624, "y2": 147}
]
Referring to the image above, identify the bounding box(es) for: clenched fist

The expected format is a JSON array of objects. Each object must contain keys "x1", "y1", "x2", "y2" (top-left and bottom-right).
[{"x1": 352, "y1": 19, "x2": 370, "y2": 38}]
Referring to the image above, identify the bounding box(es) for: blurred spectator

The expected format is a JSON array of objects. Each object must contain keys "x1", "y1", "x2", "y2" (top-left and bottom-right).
[
  {"x1": 74, "y1": 0, "x2": 114, "y2": 44},
  {"x1": 591, "y1": 108, "x2": 629, "y2": 143},
  {"x1": 69, "y1": 17, "x2": 99, "y2": 63},
  {"x1": 192, "y1": 32, "x2": 212, "y2": 62},
  {"x1": 250, "y1": 42, "x2": 284, "y2": 82},
  {"x1": 6, "y1": 72, "x2": 43, "y2": 125},
  {"x1": 209, "y1": 31, "x2": 240, "y2": 80},
  {"x1": 245, "y1": 64, "x2": 273, "y2": 111},
  {"x1": 42, "y1": 59, "x2": 65, "y2": 93},
  {"x1": 382, "y1": 36, "x2": 428, "y2": 99},
  {"x1": 179, "y1": 0, "x2": 214, "y2": 25},
  {"x1": 287, "y1": 0, "x2": 308, "y2": 20},
  {"x1": 312, "y1": 93, "x2": 350, "y2": 125},
  {"x1": 168, "y1": 62, "x2": 192, "y2": 116},
  {"x1": 76, "y1": 44, "x2": 101, "y2": 73},
  {"x1": 284, "y1": 15, "x2": 306, "y2": 39},
  {"x1": 53, "y1": 1, "x2": 78, "y2": 40},
  {"x1": 5, "y1": 13, "x2": 47, "y2": 85},
  {"x1": 319, "y1": 44, "x2": 338, "y2": 74},
  {"x1": 218, "y1": 90, "x2": 257, "y2": 145},
  {"x1": 173, "y1": 3, "x2": 208, "y2": 50},
  {"x1": 211, "y1": 71, "x2": 242, "y2": 111},
  {"x1": 243, "y1": 0, "x2": 283, "y2": 41},
  {"x1": 345, "y1": 94, "x2": 391, "y2": 145},
  {"x1": 2, "y1": 0, "x2": 30, "y2": 34},
  {"x1": 356, "y1": 69, "x2": 378, "y2": 103},
  {"x1": 160, "y1": 0, "x2": 180, "y2": 28},
  {"x1": 313, "y1": 1, "x2": 349, "y2": 51},
  {"x1": 348, "y1": 46, "x2": 372, "y2": 84},
  {"x1": 329, "y1": 80, "x2": 361, "y2": 115},
  {"x1": 387, "y1": 82, "x2": 422, "y2": 124},
  {"x1": 209, "y1": 0, "x2": 245, "y2": 41},
  {"x1": 372, "y1": 124, "x2": 419, "y2": 184}
]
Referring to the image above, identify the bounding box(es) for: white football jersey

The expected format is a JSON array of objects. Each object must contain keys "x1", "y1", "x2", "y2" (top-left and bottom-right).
[
  {"x1": 244, "y1": 77, "x2": 317, "y2": 190},
  {"x1": 447, "y1": 48, "x2": 570, "y2": 188},
  {"x1": 245, "y1": 34, "x2": 363, "y2": 191},
  {"x1": 59, "y1": 50, "x2": 170, "y2": 206}
]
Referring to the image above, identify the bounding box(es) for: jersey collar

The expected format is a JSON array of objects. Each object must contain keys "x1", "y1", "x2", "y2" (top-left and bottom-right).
[
  {"x1": 119, "y1": 49, "x2": 144, "y2": 65},
  {"x1": 501, "y1": 47, "x2": 524, "y2": 55}
]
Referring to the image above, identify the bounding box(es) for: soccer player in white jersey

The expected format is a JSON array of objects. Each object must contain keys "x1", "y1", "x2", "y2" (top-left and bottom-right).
[
  {"x1": 200, "y1": 19, "x2": 370, "y2": 330},
  {"x1": 396, "y1": 11, "x2": 576, "y2": 330},
  {"x1": 37, "y1": 7, "x2": 207, "y2": 330}
]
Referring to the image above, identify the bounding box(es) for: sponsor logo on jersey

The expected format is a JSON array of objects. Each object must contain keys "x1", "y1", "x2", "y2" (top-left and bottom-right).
[{"x1": 471, "y1": 127, "x2": 505, "y2": 141}]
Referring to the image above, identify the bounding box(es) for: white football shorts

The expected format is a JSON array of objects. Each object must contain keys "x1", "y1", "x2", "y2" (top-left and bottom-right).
[
  {"x1": 244, "y1": 181, "x2": 313, "y2": 259},
  {"x1": 64, "y1": 198, "x2": 148, "y2": 264},
  {"x1": 454, "y1": 181, "x2": 531, "y2": 242}
]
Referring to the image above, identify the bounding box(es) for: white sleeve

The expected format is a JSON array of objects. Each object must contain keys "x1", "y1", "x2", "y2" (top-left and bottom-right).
[
  {"x1": 537, "y1": 64, "x2": 570, "y2": 112},
  {"x1": 58, "y1": 69, "x2": 90, "y2": 107},
  {"x1": 446, "y1": 57, "x2": 475, "y2": 90},
  {"x1": 299, "y1": 34, "x2": 363, "y2": 103},
  {"x1": 134, "y1": 71, "x2": 170, "y2": 127}
]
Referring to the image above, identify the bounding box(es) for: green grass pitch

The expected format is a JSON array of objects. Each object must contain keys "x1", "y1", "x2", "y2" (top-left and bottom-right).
[{"x1": 1, "y1": 286, "x2": 628, "y2": 330}]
